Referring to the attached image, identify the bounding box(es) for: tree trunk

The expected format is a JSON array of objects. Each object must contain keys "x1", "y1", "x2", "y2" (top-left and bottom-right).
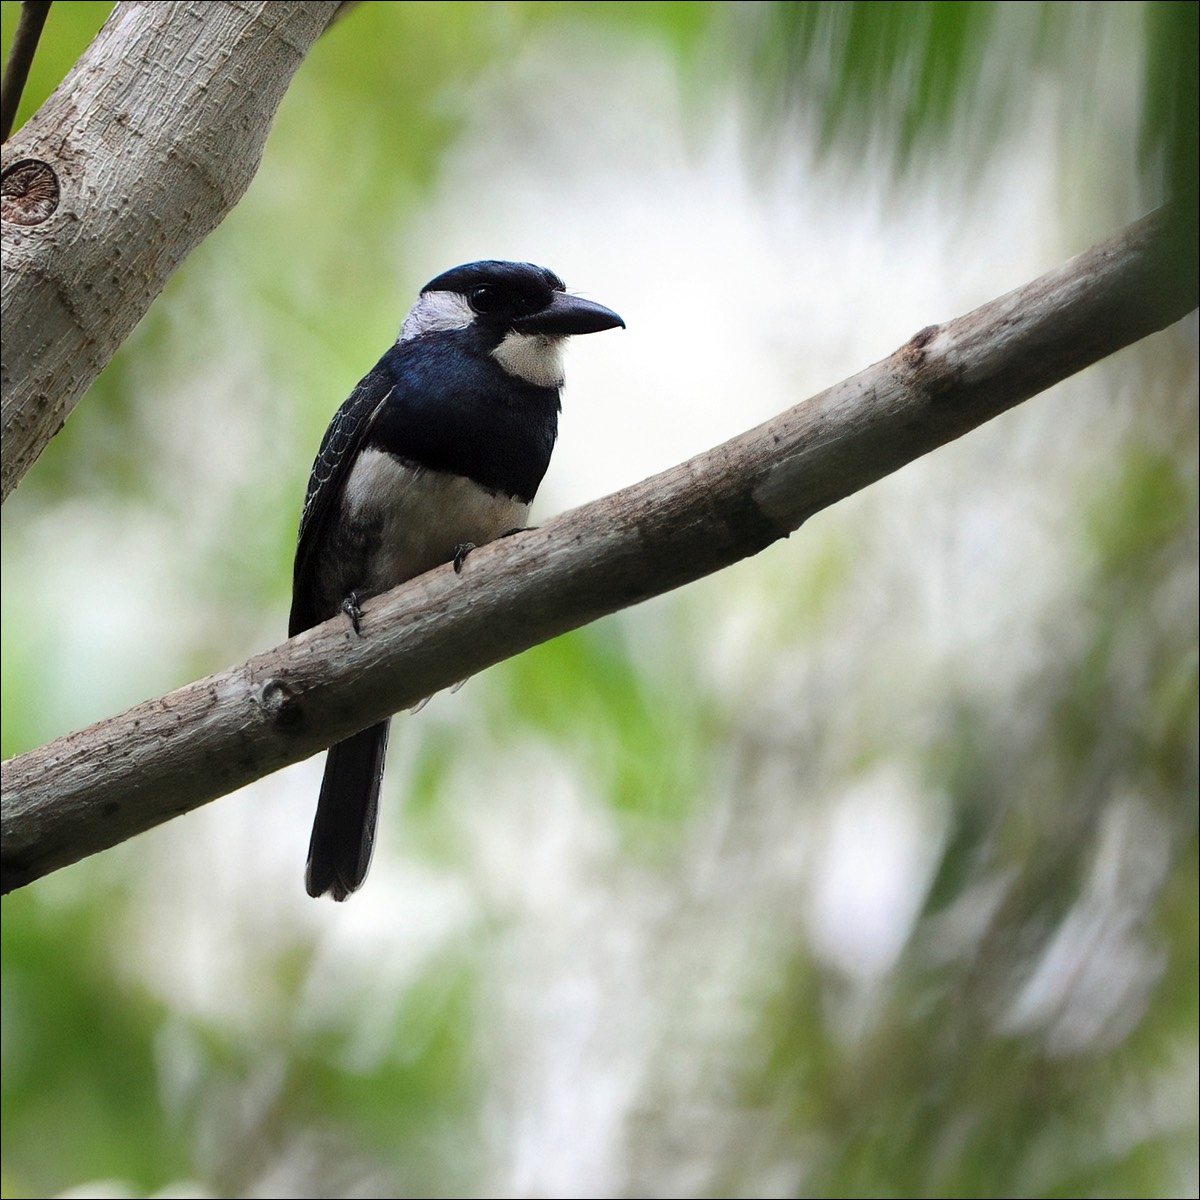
[{"x1": 1, "y1": 0, "x2": 342, "y2": 501}]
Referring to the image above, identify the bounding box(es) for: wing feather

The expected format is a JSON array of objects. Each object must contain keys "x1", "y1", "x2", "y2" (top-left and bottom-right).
[{"x1": 289, "y1": 365, "x2": 394, "y2": 637}]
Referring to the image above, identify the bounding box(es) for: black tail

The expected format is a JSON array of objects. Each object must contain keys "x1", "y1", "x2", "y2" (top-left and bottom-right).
[{"x1": 305, "y1": 720, "x2": 390, "y2": 901}]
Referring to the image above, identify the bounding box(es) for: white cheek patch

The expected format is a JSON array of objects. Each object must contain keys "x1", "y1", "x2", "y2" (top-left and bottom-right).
[
  {"x1": 399, "y1": 291, "x2": 474, "y2": 342},
  {"x1": 491, "y1": 331, "x2": 566, "y2": 388}
]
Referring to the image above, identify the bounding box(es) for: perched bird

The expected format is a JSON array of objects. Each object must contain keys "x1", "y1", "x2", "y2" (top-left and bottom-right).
[{"x1": 290, "y1": 261, "x2": 624, "y2": 900}]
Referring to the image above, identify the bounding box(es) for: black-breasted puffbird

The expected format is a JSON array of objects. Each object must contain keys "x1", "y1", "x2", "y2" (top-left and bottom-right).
[{"x1": 290, "y1": 261, "x2": 624, "y2": 900}]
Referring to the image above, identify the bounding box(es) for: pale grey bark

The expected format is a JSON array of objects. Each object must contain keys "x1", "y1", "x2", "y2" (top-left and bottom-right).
[
  {"x1": 0, "y1": 0, "x2": 342, "y2": 501},
  {"x1": 2, "y1": 209, "x2": 1194, "y2": 892}
]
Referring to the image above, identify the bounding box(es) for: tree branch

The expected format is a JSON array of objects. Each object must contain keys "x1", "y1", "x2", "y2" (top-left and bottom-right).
[
  {"x1": 1, "y1": 209, "x2": 1196, "y2": 893},
  {"x1": 0, "y1": 0, "x2": 343, "y2": 502},
  {"x1": 0, "y1": 1, "x2": 53, "y2": 142}
]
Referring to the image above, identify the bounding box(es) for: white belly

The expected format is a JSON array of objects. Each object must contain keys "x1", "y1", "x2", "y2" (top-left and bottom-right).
[{"x1": 340, "y1": 447, "x2": 530, "y2": 591}]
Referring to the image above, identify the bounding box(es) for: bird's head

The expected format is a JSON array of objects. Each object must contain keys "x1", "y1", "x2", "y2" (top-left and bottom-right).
[{"x1": 399, "y1": 260, "x2": 624, "y2": 387}]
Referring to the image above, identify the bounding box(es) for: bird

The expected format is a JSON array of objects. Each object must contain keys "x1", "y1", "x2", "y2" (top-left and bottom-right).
[{"x1": 289, "y1": 260, "x2": 624, "y2": 900}]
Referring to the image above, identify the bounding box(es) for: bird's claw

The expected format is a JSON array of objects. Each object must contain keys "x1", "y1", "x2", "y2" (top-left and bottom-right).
[
  {"x1": 452, "y1": 543, "x2": 476, "y2": 574},
  {"x1": 341, "y1": 592, "x2": 364, "y2": 636}
]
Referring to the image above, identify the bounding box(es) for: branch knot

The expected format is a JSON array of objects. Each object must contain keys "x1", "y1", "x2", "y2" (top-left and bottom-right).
[
  {"x1": 1, "y1": 159, "x2": 60, "y2": 225},
  {"x1": 261, "y1": 678, "x2": 303, "y2": 729}
]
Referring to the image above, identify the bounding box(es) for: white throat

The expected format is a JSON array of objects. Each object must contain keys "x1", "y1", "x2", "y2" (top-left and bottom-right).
[{"x1": 491, "y1": 331, "x2": 566, "y2": 387}]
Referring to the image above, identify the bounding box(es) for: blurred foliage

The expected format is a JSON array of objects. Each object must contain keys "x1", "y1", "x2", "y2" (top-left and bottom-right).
[
  {"x1": 748, "y1": 0, "x2": 1004, "y2": 162},
  {"x1": 1, "y1": 886, "x2": 189, "y2": 1194},
  {"x1": 744, "y1": 1, "x2": 1197, "y2": 206},
  {"x1": 1142, "y1": 1, "x2": 1200, "y2": 253},
  {"x1": 491, "y1": 623, "x2": 714, "y2": 829},
  {"x1": 738, "y1": 439, "x2": 1198, "y2": 1197},
  {"x1": 2, "y1": 2, "x2": 1197, "y2": 1199}
]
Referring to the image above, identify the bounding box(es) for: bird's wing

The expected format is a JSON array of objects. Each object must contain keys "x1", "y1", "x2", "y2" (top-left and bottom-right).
[{"x1": 289, "y1": 363, "x2": 395, "y2": 636}]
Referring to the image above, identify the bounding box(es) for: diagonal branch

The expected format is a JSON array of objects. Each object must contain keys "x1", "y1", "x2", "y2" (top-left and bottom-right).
[{"x1": 1, "y1": 209, "x2": 1196, "y2": 893}]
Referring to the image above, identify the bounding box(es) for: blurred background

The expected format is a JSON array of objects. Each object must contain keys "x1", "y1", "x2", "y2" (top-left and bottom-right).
[{"x1": 2, "y1": 2, "x2": 1196, "y2": 1197}]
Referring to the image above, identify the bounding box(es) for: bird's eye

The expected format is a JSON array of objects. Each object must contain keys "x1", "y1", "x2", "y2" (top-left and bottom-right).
[{"x1": 468, "y1": 285, "x2": 503, "y2": 314}]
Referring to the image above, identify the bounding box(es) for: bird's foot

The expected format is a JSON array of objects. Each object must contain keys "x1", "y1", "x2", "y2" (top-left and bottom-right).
[
  {"x1": 341, "y1": 592, "x2": 365, "y2": 636},
  {"x1": 453, "y1": 528, "x2": 534, "y2": 575}
]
